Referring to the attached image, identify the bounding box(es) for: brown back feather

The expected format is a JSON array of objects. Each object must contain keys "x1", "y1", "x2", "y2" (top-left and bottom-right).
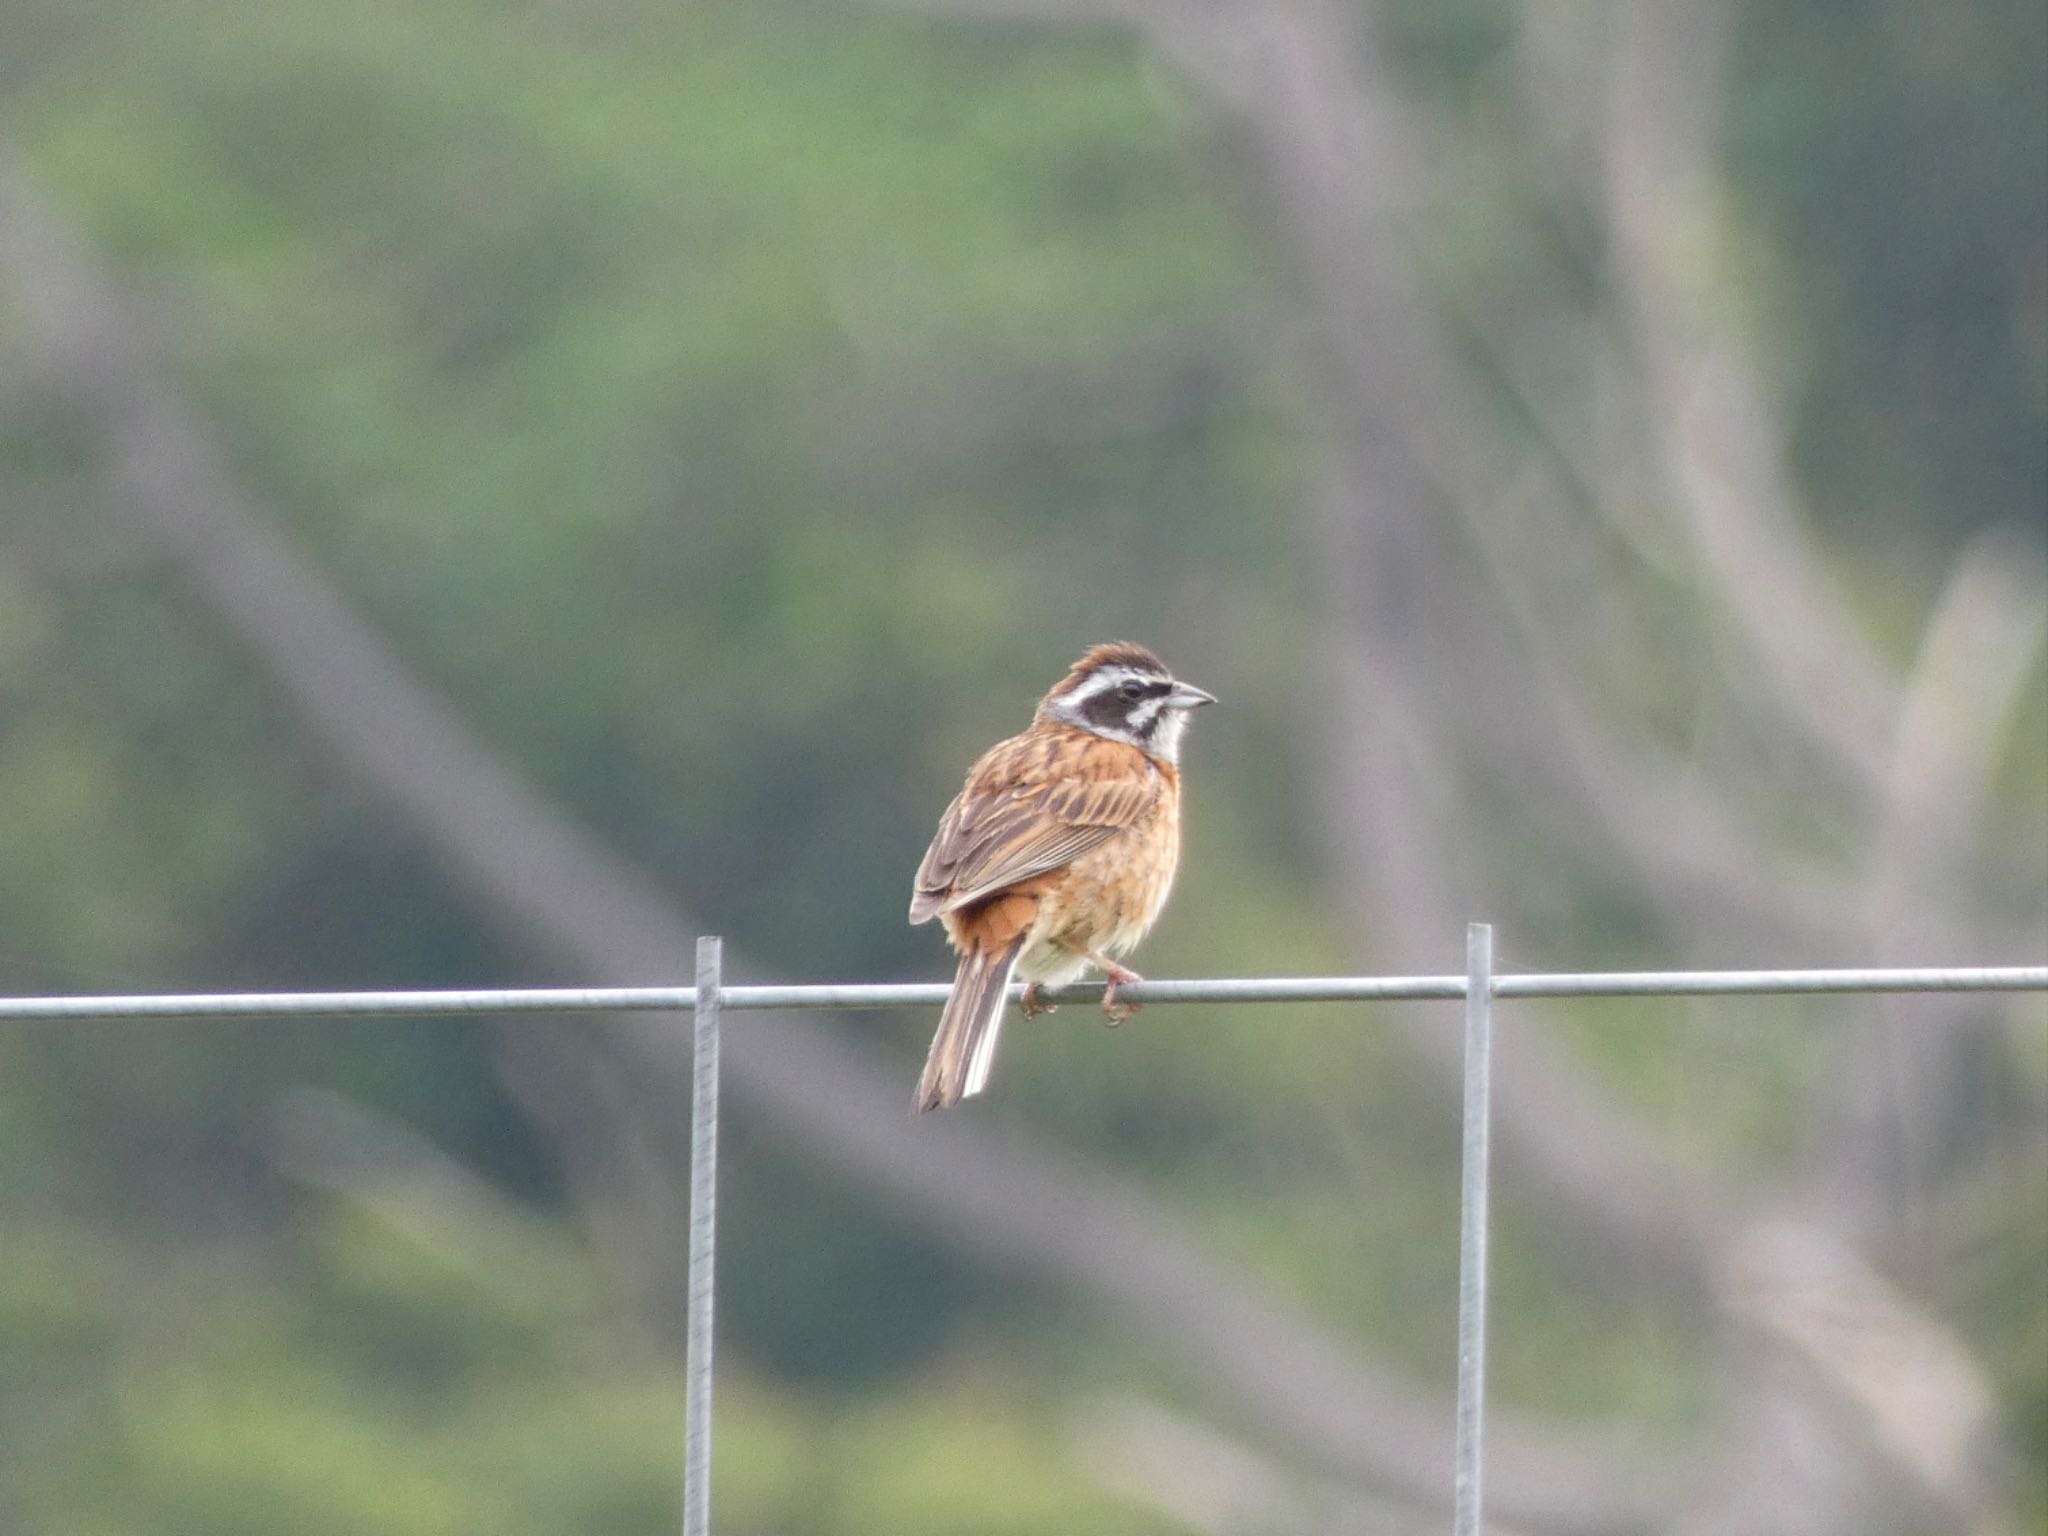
[{"x1": 909, "y1": 727, "x2": 1164, "y2": 924}]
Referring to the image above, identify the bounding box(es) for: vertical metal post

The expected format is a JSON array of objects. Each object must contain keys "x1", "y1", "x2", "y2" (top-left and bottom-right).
[
  {"x1": 684, "y1": 936, "x2": 722, "y2": 1536},
  {"x1": 1453, "y1": 922, "x2": 1494, "y2": 1536}
]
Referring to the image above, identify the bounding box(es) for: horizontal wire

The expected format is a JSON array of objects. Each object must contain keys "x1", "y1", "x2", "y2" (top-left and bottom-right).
[{"x1": 0, "y1": 966, "x2": 2041, "y2": 1021}]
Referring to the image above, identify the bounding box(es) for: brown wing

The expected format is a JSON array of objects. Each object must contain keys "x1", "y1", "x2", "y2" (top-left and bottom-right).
[{"x1": 909, "y1": 729, "x2": 1160, "y2": 924}]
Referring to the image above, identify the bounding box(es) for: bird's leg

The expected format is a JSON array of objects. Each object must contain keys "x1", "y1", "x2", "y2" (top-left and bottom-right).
[
  {"x1": 1019, "y1": 982, "x2": 1057, "y2": 1017},
  {"x1": 1082, "y1": 951, "x2": 1144, "y2": 1026}
]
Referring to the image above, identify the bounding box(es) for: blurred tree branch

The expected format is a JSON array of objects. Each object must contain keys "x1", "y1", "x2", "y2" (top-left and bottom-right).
[
  {"x1": 1603, "y1": 0, "x2": 1903, "y2": 794},
  {"x1": 1830, "y1": 532, "x2": 2048, "y2": 1251}
]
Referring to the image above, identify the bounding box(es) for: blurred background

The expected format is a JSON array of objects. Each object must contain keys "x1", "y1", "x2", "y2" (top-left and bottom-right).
[{"x1": 0, "y1": 0, "x2": 2043, "y2": 1531}]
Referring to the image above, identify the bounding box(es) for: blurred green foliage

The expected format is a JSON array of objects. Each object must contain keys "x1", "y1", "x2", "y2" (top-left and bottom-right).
[
  {"x1": 0, "y1": 0, "x2": 2041, "y2": 1529},
  {"x1": 0, "y1": 1202, "x2": 1181, "y2": 1536}
]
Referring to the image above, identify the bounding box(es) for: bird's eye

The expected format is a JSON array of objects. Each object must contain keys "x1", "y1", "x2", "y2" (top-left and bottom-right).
[{"x1": 1118, "y1": 680, "x2": 1146, "y2": 701}]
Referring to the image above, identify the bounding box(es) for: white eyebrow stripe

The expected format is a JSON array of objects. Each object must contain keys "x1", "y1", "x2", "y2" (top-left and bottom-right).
[{"x1": 1070, "y1": 666, "x2": 1144, "y2": 699}]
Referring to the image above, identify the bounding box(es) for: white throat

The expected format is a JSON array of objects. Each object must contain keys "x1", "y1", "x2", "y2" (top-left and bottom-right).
[{"x1": 1147, "y1": 706, "x2": 1190, "y2": 764}]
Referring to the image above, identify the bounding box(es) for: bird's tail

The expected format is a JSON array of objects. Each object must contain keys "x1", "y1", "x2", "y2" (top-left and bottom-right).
[{"x1": 914, "y1": 936, "x2": 1027, "y2": 1113}]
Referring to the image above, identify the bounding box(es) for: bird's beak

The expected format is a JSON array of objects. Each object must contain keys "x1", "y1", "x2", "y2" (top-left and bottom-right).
[{"x1": 1166, "y1": 681, "x2": 1216, "y2": 709}]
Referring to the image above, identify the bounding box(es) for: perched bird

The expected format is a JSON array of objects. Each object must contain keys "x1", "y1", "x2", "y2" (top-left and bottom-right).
[{"x1": 909, "y1": 642, "x2": 1214, "y2": 1112}]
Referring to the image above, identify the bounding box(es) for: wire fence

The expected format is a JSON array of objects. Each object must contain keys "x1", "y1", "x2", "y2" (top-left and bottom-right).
[{"x1": 5, "y1": 936, "x2": 2045, "y2": 1536}]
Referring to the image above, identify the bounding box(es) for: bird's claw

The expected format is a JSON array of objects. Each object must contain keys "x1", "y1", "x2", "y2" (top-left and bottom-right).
[{"x1": 1099, "y1": 964, "x2": 1143, "y2": 1028}]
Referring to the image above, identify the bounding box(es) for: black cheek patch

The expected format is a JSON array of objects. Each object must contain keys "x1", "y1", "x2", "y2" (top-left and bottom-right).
[
  {"x1": 1081, "y1": 690, "x2": 1135, "y2": 729},
  {"x1": 1074, "y1": 674, "x2": 1170, "y2": 734}
]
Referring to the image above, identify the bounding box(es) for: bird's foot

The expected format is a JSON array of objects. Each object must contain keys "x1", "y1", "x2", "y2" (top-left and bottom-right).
[
  {"x1": 1019, "y1": 982, "x2": 1057, "y2": 1018},
  {"x1": 1093, "y1": 959, "x2": 1144, "y2": 1027}
]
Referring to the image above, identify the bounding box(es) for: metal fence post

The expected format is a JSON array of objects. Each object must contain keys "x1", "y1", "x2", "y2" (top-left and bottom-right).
[
  {"x1": 1454, "y1": 922, "x2": 1495, "y2": 1536},
  {"x1": 684, "y1": 936, "x2": 723, "y2": 1536}
]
